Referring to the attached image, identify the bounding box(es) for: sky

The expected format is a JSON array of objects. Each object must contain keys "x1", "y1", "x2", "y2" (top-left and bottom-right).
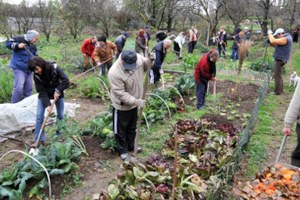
[{"x1": 3, "y1": 0, "x2": 40, "y2": 5}]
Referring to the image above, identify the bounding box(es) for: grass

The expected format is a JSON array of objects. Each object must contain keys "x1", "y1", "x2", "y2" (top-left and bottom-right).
[{"x1": 244, "y1": 46, "x2": 300, "y2": 178}]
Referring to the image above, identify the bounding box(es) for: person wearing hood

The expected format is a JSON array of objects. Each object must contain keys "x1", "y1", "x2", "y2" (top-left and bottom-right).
[
  {"x1": 115, "y1": 32, "x2": 129, "y2": 59},
  {"x1": 108, "y1": 50, "x2": 149, "y2": 160},
  {"x1": 28, "y1": 56, "x2": 69, "y2": 147},
  {"x1": 267, "y1": 28, "x2": 293, "y2": 95},
  {"x1": 6, "y1": 30, "x2": 39, "y2": 103}
]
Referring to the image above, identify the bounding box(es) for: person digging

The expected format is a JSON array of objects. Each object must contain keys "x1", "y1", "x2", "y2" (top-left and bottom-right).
[{"x1": 108, "y1": 50, "x2": 149, "y2": 160}]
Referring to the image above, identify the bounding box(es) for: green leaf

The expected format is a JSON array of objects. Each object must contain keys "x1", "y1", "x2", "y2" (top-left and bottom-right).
[
  {"x1": 133, "y1": 167, "x2": 144, "y2": 179},
  {"x1": 188, "y1": 154, "x2": 198, "y2": 163},
  {"x1": 107, "y1": 184, "x2": 120, "y2": 200},
  {"x1": 63, "y1": 162, "x2": 78, "y2": 173},
  {"x1": 50, "y1": 169, "x2": 65, "y2": 176},
  {"x1": 0, "y1": 186, "x2": 22, "y2": 200}
]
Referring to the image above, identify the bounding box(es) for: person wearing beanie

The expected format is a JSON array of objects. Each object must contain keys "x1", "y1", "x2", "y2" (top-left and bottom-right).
[
  {"x1": 93, "y1": 35, "x2": 118, "y2": 76},
  {"x1": 81, "y1": 35, "x2": 98, "y2": 72},
  {"x1": 114, "y1": 32, "x2": 130, "y2": 59},
  {"x1": 6, "y1": 30, "x2": 39, "y2": 103}
]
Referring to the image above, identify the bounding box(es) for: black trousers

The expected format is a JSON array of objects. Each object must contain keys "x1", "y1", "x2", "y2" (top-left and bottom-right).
[
  {"x1": 173, "y1": 41, "x2": 180, "y2": 57},
  {"x1": 113, "y1": 107, "x2": 138, "y2": 154},
  {"x1": 152, "y1": 68, "x2": 161, "y2": 84}
]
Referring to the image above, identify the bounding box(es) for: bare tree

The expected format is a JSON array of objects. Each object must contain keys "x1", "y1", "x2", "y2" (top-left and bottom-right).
[
  {"x1": 224, "y1": 0, "x2": 250, "y2": 30},
  {"x1": 57, "y1": 0, "x2": 87, "y2": 40},
  {"x1": 183, "y1": 0, "x2": 226, "y2": 35},
  {"x1": 254, "y1": 0, "x2": 275, "y2": 35},
  {"x1": 13, "y1": 0, "x2": 36, "y2": 34},
  {"x1": 92, "y1": 0, "x2": 117, "y2": 37},
  {"x1": 36, "y1": 0, "x2": 56, "y2": 41}
]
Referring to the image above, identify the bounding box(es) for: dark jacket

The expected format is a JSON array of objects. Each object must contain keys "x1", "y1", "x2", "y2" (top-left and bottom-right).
[
  {"x1": 156, "y1": 31, "x2": 167, "y2": 42},
  {"x1": 34, "y1": 63, "x2": 69, "y2": 107},
  {"x1": 152, "y1": 41, "x2": 166, "y2": 70},
  {"x1": 194, "y1": 51, "x2": 216, "y2": 83},
  {"x1": 232, "y1": 34, "x2": 242, "y2": 49},
  {"x1": 274, "y1": 33, "x2": 292, "y2": 63},
  {"x1": 6, "y1": 36, "x2": 37, "y2": 73},
  {"x1": 115, "y1": 35, "x2": 126, "y2": 52}
]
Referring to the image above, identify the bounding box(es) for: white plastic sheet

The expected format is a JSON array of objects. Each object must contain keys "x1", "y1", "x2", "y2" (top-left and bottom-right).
[{"x1": 0, "y1": 94, "x2": 79, "y2": 136}]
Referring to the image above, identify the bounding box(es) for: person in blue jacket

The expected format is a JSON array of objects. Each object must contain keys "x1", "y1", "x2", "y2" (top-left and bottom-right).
[{"x1": 6, "y1": 30, "x2": 39, "y2": 103}]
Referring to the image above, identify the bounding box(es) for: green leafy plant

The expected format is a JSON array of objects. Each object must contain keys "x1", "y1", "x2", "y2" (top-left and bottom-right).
[{"x1": 174, "y1": 74, "x2": 195, "y2": 96}]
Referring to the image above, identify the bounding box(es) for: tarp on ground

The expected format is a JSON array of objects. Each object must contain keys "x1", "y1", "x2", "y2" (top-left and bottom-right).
[{"x1": 0, "y1": 94, "x2": 79, "y2": 136}]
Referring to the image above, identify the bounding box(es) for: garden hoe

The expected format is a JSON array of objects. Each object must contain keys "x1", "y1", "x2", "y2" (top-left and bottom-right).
[
  {"x1": 134, "y1": 58, "x2": 152, "y2": 157},
  {"x1": 29, "y1": 100, "x2": 56, "y2": 156}
]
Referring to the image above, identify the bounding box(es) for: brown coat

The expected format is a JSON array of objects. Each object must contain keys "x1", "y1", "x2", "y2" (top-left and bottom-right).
[{"x1": 93, "y1": 41, "x2": 117, "y2": 63}]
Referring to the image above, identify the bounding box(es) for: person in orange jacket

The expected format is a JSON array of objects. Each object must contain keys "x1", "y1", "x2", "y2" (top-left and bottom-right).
[
  {"x1": 93, "y1": 35, "x2": 118, "y2": 76},
  {"x1": 81, "y1": 36, "x2": 97, "y2": 72}
]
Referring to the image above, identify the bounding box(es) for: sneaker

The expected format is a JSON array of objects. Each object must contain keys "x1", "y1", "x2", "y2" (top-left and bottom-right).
[{"x1": 120, "y1": 153, "x2": 128, "y2": 160}]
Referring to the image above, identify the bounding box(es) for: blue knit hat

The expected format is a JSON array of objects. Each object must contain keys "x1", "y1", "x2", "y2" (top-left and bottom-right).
[{"x1": 25, "y1": 30, "x2": 39, "y2": 42}]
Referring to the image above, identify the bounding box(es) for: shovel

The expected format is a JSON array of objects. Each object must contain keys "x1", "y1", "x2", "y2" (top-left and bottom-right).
[{"x1": 29, "y1": 100, "x2": 56, "y2": 156}]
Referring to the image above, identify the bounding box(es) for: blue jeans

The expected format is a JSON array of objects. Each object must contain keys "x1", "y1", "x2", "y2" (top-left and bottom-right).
[
  {"x1": 196, "y1": 81, "x2": 208, "y2": 109},
  {"x1": 100, "y1": 62, "x2": 112, "y2": 76},
  {"x1": 34, "y1": 98, "x2": 64, "y2": 142},
  {"x1": 231, "y1": 48, "x2": 239, "y2": 60},
  {"x1": 11, "y1": 69, "x2": 33, "y2": 103}
]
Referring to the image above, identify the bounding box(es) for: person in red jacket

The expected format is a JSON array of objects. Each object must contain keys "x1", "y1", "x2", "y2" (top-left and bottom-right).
[
  {"x1": 81, "y1": 36, "x2": 97, "y2": 71},
  {"x1": 194, "y1": 49, "x2": 219, "y2": 109}
]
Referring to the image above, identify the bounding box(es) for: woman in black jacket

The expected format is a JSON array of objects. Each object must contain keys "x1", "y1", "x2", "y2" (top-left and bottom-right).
[{"x1": 28, "y1": 56, "x2": 69, "y2": 147}]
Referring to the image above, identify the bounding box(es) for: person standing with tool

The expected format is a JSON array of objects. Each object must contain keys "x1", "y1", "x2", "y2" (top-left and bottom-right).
[
  {"x1": 114, "y1": 32, "x2": 129, "y2": 59},
  {"x1": 267, "y1": 28, "x2": 292, "y2": 95},
  {"x1": 93, "y1": 35, "x2": 118, "y2": 76},
  {"x1": 194, "y1": 49, "x2": 219, "y2": 110},
  {"x1": 28, "y1": 56, "x2": 69, "y2": 147},
  {"x1": 6, "y1": 30, "x2": 39, "y2": 103},
  {"x1": 81, "y1": 35, "x2": 98, "y2": 72},
  {"x1": 150, "y1": 39, "x2": 172, "y2": 84},
  {"x1": 108, "y1": 50, "x2": 149, "y2": 160},
  {"x1": 216, "y1": 26, "x2": 227, "y2": 58},
  {"x1": 282, "y1": 82, "x2": 300, "y2": 166},
  {"x1": 135, "y1": 29, "x2": 148, "y2": 57}
]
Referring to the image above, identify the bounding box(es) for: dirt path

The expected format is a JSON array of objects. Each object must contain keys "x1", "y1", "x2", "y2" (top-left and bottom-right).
[{"x1": 233, "y1": 51, "x2": 299, "y2": 190}]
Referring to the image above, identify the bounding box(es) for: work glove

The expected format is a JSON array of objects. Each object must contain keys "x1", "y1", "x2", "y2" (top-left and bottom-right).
[
  {"x1": 135, "y1": 99, "x2": 146, "y2": 108},
  {"x1": 159, "y1": 69, "x2": 164, "y2": 74},
  {"x1": 267, "y1": 29, "x2": 273, "y2": 35}
]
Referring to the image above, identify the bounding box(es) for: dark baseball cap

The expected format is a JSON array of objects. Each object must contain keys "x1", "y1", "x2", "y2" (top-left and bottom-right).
[{"x1": 121, "y1": 50, "x2": 137, "y2": 70}]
